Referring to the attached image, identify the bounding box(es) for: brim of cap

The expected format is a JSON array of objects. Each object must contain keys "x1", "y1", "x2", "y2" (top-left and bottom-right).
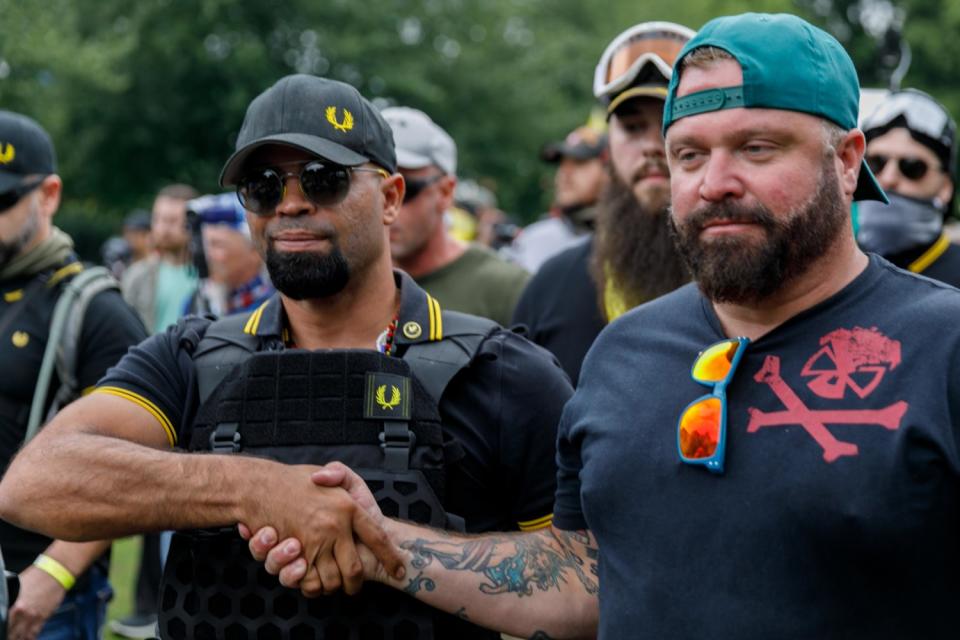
[
  {"x1": 540, "y1": 143, "x2": 603, "y2": 163},
  {"x1": 607, "y1": 85, "x2": 668, "y2": 115},
  {"x1": 0, "y1": 172, "x2": 23, "y2": 192},
  {"x1": 395, "y1": 148, "x2": 434, "y2": 171},
  {"x1": 854, "y1": 158, "x2": 889, "y2": 203},
  {"x1": 219, "y1": 133, "x2": 369, "y2": 186}
]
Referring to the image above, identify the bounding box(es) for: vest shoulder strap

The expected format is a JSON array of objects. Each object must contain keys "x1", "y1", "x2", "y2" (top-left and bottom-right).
[
  {"x1": 192, "y1": 307, "x2": 500, "y2": 406},
  {"x1": 402, "y1": 310, "x2": 500, "y2": 404},
  {"x1": 193, "y1": 312, "x2": 261, "y2": 404},
  {"x1": 26, "y1": 265, "x2": 120, "y2": 442}
]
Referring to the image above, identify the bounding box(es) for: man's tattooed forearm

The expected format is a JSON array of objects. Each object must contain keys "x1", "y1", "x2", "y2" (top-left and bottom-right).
[
  {"x1": 403, "y1": 571, "x2": 436, "y2": 596},
  {"x1": 399, "y1": 529, "x2": 599, "y2": 597}
]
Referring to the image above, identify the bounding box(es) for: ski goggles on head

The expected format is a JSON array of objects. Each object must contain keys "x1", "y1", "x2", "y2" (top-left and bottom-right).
[
  {"x1": 677, "y1": 337, "x2": 749, "y2": 474},
  {"x1": 862, "y1": 90, "x2": 957, "y2": 159},
  {"x1": 236, "y1": 160, "x2": 389, "y2": 215},
  {"x1": 593, "y1": 21, "x2": 695, "y2": 113}
]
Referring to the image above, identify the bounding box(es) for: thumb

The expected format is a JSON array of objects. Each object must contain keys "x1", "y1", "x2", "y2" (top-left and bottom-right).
[{"x1": 310, "y1": 461, "x2": 350, "y2": 487}]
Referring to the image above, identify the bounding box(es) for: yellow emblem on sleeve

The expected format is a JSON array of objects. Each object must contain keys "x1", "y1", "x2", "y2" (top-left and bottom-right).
[
  {"x1": 375, "y1": 384, "x2": 401, "y2": 410},
  {"x1": 325, "y1": 107, "x2": 354, "y2": 132},
  {"x1": 12, "y1": 331, "x2": 29, "y2": 348},
  {"x1": 0, "y1": 143, "x2": 14, "y2": 165}
]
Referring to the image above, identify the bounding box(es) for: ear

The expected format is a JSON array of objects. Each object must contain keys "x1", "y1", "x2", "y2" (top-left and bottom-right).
[
  {"x1": 937, "y1": 177, "x2": 954, "y2": 208},
  {"x1": 836, "y1": 129, "x2": 866, "y2": 200},
  {"x1": 381, "y1": 172, "x2": 404, "y2": 225},
  {"x1": 36, "y1": 174, "x2": 62, "y2": 220},
  {"x1": 436, "y1": 175, "x2": 456, "y2": 213}
]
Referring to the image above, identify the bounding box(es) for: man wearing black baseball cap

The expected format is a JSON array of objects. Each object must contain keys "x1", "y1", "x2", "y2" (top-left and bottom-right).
[
  {"x1": 245, "y1": 15, "x2": 960, "y2": 639},
  {"x1": 0, "y1": 75, "x2": 571, "y2": 640},
  {"x1": 0, "y1": 111, "x2": 146, "y2": 640},
  {"x1": 858, "y1": 89, "x2": 960, "y2": 285},
  {"x1": 509, "y1": 125, "x2": 608, "y2": 273}
]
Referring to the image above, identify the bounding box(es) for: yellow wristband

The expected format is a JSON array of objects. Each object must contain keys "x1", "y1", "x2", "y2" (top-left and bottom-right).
[{"x1": 33, "y1": 554, "x2": 75, "y2": 591}]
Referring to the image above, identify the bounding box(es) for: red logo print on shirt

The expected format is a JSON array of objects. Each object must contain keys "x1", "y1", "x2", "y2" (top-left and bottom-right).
[{"x1": 746, "y1": 327, "x2": 908, "y2": 463}]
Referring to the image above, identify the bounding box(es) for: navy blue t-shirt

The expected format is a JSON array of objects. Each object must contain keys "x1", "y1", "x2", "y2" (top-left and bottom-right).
[{"x1": 554, "y1": 255, "x2": 960, "y2": 639}]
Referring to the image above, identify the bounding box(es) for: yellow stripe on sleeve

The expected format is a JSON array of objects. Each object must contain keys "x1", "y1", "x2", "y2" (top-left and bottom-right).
[
  {"x1": 518, "y1": 513, "x2": 554, "y2": 531},
  {"x1": 92, "y1": 386, "x2": 177, "y2": 447}
]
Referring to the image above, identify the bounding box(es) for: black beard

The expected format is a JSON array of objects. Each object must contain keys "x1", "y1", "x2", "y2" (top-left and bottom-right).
[
  {"x1": 669, "y1": 156, "x2": 847, "y2": 304},
  {"x1": 265, "y1": 246, "x2": 350, "y2": 300},
  {"x1": 591, "y1": 171, "x2": 690, "y2": 313},
  {"x1": 0, "y1": 200, "x2": 40, "y2": 268}
]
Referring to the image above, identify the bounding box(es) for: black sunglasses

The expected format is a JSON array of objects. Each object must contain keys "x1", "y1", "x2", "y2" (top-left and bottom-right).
[
  {"x1": 403, "y1": 173, "x2": 445, "y2": 204},
  {"x1": 237, "y1": 161, "x2": 388, "y2": 216},
  {"x1": 865, "y1": 154, "x2": 939, "y2": 182},
  {"x1": 0, "y1": 176, "x2": 46, "y2": 213}
]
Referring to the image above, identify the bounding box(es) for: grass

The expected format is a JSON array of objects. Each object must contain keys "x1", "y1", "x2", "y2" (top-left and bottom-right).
[{"x1": 105, "y1": 536, "x2": 141, "y2": 640}]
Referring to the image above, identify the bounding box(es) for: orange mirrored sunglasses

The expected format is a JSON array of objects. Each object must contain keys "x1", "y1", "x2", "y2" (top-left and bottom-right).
[{"x1": 677, "y1": 337, "x2": 749, "y2": 474}]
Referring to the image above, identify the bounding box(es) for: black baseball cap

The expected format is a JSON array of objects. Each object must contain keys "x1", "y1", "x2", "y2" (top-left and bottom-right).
[
  {"x1": 540, "y1": 126, "x2": 608, "y2": 163},
  {"x1": 0, "y1": 110, "x2": 56, "y2": 192},
  {"x1": 219, "y1": 74, "x2": 397, "y2": 186}
]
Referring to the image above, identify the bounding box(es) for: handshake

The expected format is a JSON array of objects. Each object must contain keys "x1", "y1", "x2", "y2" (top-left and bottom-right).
[{"x1": 237, "y1": 462, "x2": 408, "y2": 598}]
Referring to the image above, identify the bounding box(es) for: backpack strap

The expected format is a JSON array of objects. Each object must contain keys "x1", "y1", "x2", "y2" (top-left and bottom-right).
[
  {"x1": 193, "y1": 312, "x2": 261, "y2": 404},
  {"x1": 401, "y1": 310, "x2": 499, "y2": 405},
  {"x1": 25, "y1": 266, "x2": 119, "y2": 442}
]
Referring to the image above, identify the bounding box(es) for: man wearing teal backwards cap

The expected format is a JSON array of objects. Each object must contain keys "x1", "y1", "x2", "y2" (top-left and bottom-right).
[{"x1": 244, "y1": 13, "x2": 959, "y2": 639}]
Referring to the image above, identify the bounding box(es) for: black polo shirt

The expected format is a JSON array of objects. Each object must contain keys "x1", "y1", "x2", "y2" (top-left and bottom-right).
[
  {"x1": 96, "y1": 271, "x2": 571, "y2": 532},
  {"x1": 0, "y1": 259, "x2": 147, "y2": 572}
]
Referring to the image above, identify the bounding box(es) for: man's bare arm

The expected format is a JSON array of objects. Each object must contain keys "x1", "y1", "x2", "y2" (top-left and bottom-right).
[
  {"x1": 9, "y1": 540, "x2": 110, "y2": 640},
  {"x1": 0, "y1": 394, "x2": 404, "y2": 592},
  {"x1": 384, "y1": 521, "x2": 598, "y2": 640},
  {"x1": 251, "y1": 464, "x2": 598, "y2": 639}
]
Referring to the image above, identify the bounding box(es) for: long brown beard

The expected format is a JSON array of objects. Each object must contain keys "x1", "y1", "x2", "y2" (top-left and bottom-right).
[
  {"x1": 591, "y1": 171, "x2": 690, "y2": 317},
  {"x1": 669, "y1": 155, "x2": 847, "y2": 305}
]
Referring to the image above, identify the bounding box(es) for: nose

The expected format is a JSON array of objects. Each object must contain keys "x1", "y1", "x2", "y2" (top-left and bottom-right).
[
  {"x1": 698, "y1": 151, "x2": 745, "y2": 202},
  {"x1": 274, "y1": 174, "x2": 310, "y2": 217}
]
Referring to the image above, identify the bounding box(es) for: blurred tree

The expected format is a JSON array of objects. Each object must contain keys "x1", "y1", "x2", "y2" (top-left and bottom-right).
[{"x1": 3, "y1": 0, "x2": 956, "y2": 260}]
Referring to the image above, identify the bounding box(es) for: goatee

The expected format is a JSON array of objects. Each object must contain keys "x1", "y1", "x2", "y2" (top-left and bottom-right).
[
  {"x1": 591, "y1": 170, "x2": 690, "y2": 315},
  {"x1": 669, "y1": 155, "x2": 848, "y2": 304},
  {"x1": 265, "y1": 246, "x2": 350, "y2": 300}
]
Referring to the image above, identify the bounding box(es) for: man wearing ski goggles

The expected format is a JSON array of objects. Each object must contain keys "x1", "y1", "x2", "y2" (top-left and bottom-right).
[
  {"x1": 857, "y1": 89, "x2": 960, "y2": 285},
  {"x1": 513, "y1": 21, "x2": 695, "y2": 385}
]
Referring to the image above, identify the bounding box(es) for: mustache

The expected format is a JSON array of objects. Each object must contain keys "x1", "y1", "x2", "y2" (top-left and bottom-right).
[
  {"x1": 266, "y1": 220, "x2": 337, "y2": 239},
  {"x1": 631, "y1": 159, "x2": 670, "y2": 184},
  {"x1": 680, "y1": 201, "x2": 778, "y2": 231}
]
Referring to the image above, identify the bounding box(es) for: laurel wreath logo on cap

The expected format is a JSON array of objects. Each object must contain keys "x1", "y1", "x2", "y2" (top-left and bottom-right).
[
  {"x1": 325, "y1": 107, "x2": 354, "y2": 132},
  {"x1": 0, "y1": 143, "x2": 15, "y2": 164}
]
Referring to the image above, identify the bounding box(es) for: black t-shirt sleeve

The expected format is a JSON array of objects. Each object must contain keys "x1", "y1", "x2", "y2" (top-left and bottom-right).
[
  {"x1": 76, "y1": 289, "x2": 149, "y2": 392},
  {"x1": 95, "y1": 316, "x2": 206, "y2": 447},
  {"x1": 488, "y1": 331, "x2": 573, "y2": 528}
]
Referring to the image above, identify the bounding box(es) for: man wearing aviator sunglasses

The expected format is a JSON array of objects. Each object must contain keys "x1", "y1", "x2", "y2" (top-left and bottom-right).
[
  {"x1": 381, "y1": 106, "x2": 530, "y2": 327},
  {"x1": 857, "y1": 89, "x2": 960, "y2": 286},
  {"x1": 0, "y1": 111, "x2": 147, "y2": 640},
  {"x1": 0, "y1": 76, "x2": 571, "y2": 640}
]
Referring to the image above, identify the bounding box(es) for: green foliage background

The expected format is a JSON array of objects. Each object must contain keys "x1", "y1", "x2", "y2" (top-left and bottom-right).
[{"x1": 1, "y1": 0, "x2": 957, "y2": 259}]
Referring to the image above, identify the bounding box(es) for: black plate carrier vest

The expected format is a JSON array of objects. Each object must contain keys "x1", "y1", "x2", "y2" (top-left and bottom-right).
[{"x1": 158, "y1": 311, "x2": 500, "y2": 640}]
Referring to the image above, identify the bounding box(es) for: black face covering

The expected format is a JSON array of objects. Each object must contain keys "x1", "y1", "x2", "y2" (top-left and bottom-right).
[{"x1": 856, "y1": 192, "x2": 945, "y2": 257}]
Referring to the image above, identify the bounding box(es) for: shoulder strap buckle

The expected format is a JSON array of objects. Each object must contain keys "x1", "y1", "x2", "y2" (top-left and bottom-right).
[
  {"x1": 209, "y1": 422, "x2": 242, "y2": 453},
  {"x1": 379, "y1": 422, "x2": 417, "y2": 472}
]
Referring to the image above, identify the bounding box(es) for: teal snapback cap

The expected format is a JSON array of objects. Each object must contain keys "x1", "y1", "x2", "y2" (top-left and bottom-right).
[{"x1": 663, "y1": 13, "x2": 887, "y2": 203}]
